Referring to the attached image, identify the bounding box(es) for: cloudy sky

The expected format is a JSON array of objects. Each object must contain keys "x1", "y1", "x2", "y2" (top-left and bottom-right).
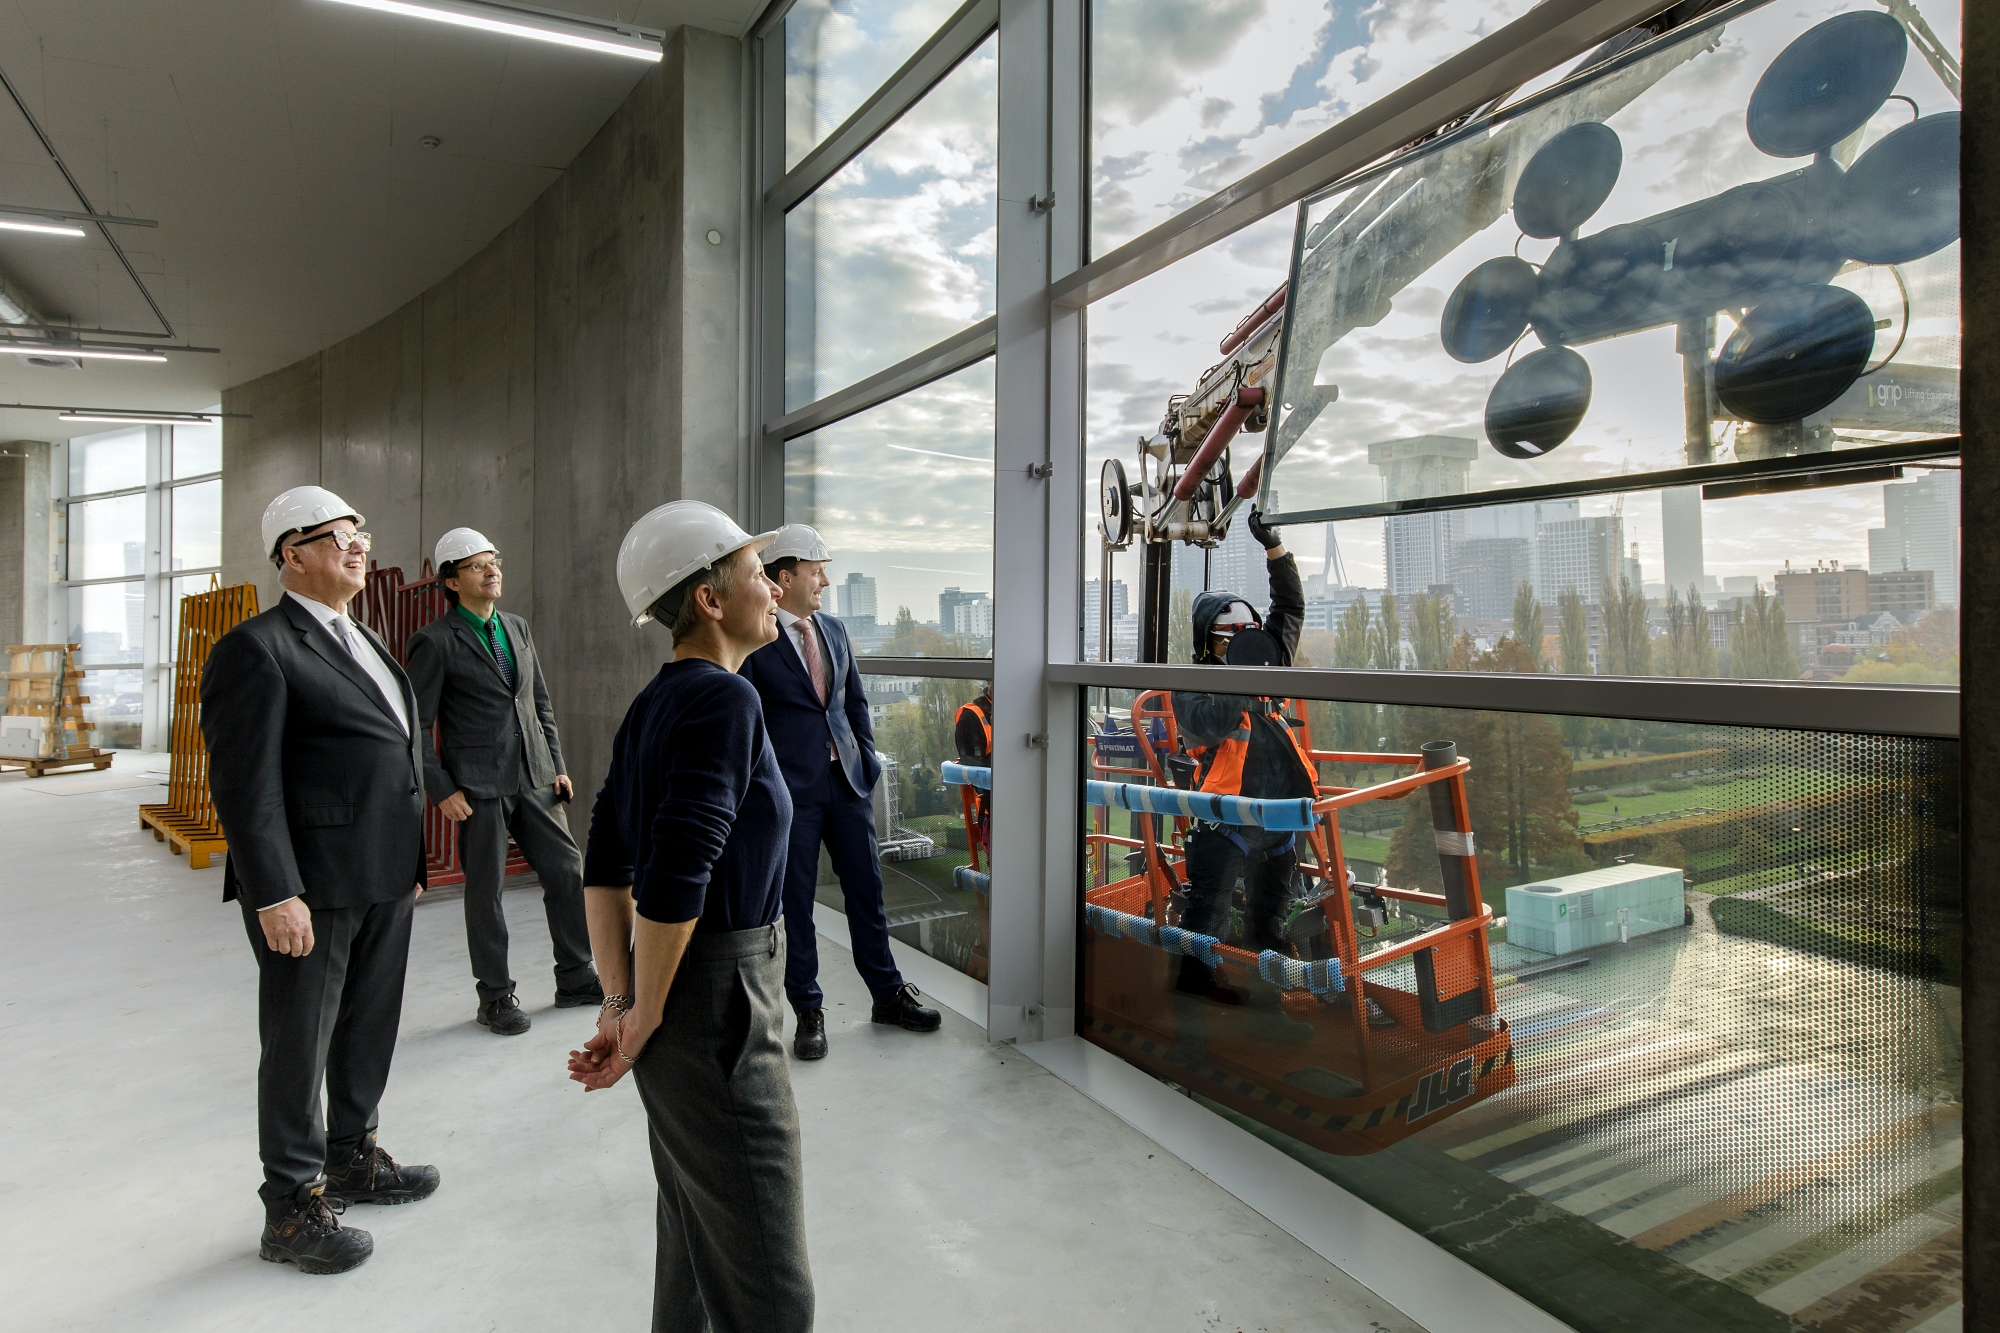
[{"x1": 777, "y1": 0, "x2": 1961, "y2": 643}]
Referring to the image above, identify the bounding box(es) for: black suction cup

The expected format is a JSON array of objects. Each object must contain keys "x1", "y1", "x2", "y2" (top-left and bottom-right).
[
  {"x1": 1485, "y1": 346, "x2": 1592, "y2": 459},
  {"x1": 1224, "y1": 627, "x2": 1283, "y2": 667},
  {"x1": 1513, "y1": 122, "x2": 1622, "y2": 239},
  {"x1": 1747, "y1": 11, "x2": 1905, "y2": 158},
  {"x1": 1536, "y1": 223, "x2": 1666, "y2": 337},
  {"x1": 1836, "y1": 111, "x2": 1960, "y2": 264},
  {"x1": 1674, "y1": 182, "x2": 1805, "y2": 297},
  {"x1": 1441, "y1": 257, "x2": 1538, "y2": 364},
  {"x1": 1714, "y1": 286, "x2": 1876, "y2": 424}
]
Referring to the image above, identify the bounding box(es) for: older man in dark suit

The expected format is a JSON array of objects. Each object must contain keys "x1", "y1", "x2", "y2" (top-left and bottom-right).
[
  {"x1": 741, "y1": 524, "x2": 939, "y2": 1061},
  {"x1": 202, "y1": 485, "x2": 440, "y2": 1276},
  {"x1": 406, "y1": 526, "x2": 599, "y2": 1036}
]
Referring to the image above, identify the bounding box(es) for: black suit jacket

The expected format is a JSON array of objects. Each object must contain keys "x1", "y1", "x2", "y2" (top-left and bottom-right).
[
  {"x1": 405, "y1": 607, "x2": 563, "y2": 801},
  {"x1": 740, "y1": 612, "x2": 881, "y2": 798},
  {"x1": 201, "y1": 595, "x2": 428, "y2": 911}
]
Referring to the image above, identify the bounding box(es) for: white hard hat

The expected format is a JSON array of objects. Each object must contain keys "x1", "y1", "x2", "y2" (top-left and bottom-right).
[
  {"x1": 616, "y1": 501, "x2": 778, "y2": 627},
  {"x1": 262, "y1": 485, "x2": 364, "y2": 562},
  {"x1": 435, "y1": 527, "x2": 497, "y2": 569},
  {"x1": 764, "y1": 523, "x2": 831, "y2": 563}
]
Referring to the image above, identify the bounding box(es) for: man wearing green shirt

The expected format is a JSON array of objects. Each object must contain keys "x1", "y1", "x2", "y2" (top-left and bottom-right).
[{"x1": 406, "y1": 527, "x2": 599, "y2": 1034}]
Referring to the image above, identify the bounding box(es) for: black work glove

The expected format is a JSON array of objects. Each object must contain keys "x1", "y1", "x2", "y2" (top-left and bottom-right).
[{"x1": 1247, "y1": 509, "x2": 1283, "y2": 550}]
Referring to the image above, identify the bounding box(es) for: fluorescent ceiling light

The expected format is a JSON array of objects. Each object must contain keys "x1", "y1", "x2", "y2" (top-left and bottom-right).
[
  {"x1": 322, "y1": 0, "x2": 662, "y2": 61},
  {"x1": 57, "y1": 411, "x2": 213, "y2": 425},
  {"x1": 0, "y1": 218, "x2": 86, "y2": 237},
  {"x1": 1, "y1": 343, "x2": 169, "y2": 363}
]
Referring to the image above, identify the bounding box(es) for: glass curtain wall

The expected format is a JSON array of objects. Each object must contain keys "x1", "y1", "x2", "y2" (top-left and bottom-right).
[{"x1": 56, "y1": 421, "x2": 222, "y2": 750}]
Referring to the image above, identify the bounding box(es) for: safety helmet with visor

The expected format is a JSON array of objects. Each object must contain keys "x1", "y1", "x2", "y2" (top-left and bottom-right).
[
  {"x1": 262, "y1": 485, "x2": 365, "y2": 566},
  {"x1": 616, "y1": 501, "x2": 779, "y2": 627}
]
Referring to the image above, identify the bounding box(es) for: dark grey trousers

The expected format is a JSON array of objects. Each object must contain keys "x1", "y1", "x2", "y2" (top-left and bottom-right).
[
  {"x1": 632, "y1": 923, "x2": 813, "y2": 1333},
  {"x1": 460, "y1": 781, "x2": 594, "y2": 1002},
  {"x1": 240, "y1": 892, "x2": 413, "y2": 1216}
]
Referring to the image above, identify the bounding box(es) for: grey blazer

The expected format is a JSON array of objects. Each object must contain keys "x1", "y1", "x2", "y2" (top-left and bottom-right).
[
  {"x1": 406, "y1": 607, "x2": 565, "y2": 801},
  {"x1": 201, "y1": 596, "x2": 428, "y2": 911}
]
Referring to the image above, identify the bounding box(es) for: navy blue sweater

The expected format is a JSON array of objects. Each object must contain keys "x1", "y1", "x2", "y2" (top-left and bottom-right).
[{"x1": 584, "y1": 659, "x2": 793, "y2": 930}]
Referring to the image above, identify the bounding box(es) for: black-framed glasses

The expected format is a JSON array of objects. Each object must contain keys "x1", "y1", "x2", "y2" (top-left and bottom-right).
[{"x1": 293, "y1": 529, "x2": 372, "y2": 553}]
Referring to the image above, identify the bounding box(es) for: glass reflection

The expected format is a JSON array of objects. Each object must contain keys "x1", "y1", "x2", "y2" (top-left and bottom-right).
[
  {"x1": 1076, "y1": 684, "x2": 1961, "y2": 1333},
  {"x1": 69, "y1": 427, "x2": 145, "y2": 496},
  {"x1": 785, "y1": 33, "x2": 996, "y2": 410},
  {"x1": 68, "y1": 494, "x2": 146, "y2": 581},
  {"x1": 173, "y1": 419, "x2": 221, "y2": 478},
  {"x1": 69, "y1": 582, "x2": 145, "y2": 665},
  {"x1": 1264, "y1": 2, "x2": 1960, "y2": 517},
  {"x1": 784, "y1": 0, "x2": 967, "y2": 171},
  {"x1": 81, "y1": 667, "x2": 144, "y2": 749},
  {"x1": 814, "y1": 673, "x2": 990, "y2": 980},
  {"x1": 784, "y1": 359, "x2": 993, "y2": 658},
  {"x1": 171, "y1": 480, "x2": 222, "y2": 571}
]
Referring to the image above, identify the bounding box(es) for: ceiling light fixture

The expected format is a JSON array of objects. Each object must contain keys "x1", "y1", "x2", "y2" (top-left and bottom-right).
[
  {"x1": 321, "y1": 0, "x2": 663, "y2": 62},
  {"x1": 0, "y1": 217, "x2": 87, "y2": 237},
  {"x1": 1, "y1": 342, "x2": 168, "y2": 363},
  {"x1": 56, "y1": 410, "x2": 214, "y2": 425}
]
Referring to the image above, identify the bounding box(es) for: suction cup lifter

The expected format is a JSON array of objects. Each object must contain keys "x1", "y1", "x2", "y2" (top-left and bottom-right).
[{"x1": 1434, "y1": 9, "x2": 1957, "y2": 464}]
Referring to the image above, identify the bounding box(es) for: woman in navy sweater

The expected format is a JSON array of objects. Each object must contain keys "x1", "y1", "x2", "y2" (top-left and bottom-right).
[{"x1": 567, "y1": 502, "x2": 812, "y2": 1332}]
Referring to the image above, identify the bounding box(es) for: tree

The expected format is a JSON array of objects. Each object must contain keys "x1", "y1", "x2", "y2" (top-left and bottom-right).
[
  {"x1": 1663, "y1": 585, "x2": 1718, "y2": 678},
  {"x1": 1333, "y1": 596, "x2": 1372, "y2": 668},
  {"x1": 1600, "y1": 575, "x2": 1653, "y2": 676},
  {"x1": 1370, "y1": 592, "x2": 1402, "y2": 669},
  {"x1": 1557, "y1": 588, "x2": 1590, "y2": 674},
  {"x1": 1512, "y1": 581, "x2": 1545, "y2": 671},
  {"x1": 1729, "y1": 586, "x2": 1798, "y2": 680},
  {"x1": 884, "y1": 606, "x2": 947, "y2": 657},
  {"x1": 1409, "y1": 590, "x2": 1455, "y2": 670},
  {"x1": 1167, "y1": 587, "x2": 1194, "y2": 664}
]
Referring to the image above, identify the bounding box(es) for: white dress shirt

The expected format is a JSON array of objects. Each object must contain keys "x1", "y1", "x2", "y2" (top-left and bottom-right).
[{"x1": 286, "y1": 590, "x2": 411, "y2": 734}]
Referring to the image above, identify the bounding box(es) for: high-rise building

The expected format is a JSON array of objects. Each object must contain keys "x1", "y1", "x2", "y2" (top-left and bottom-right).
[
  {"x1": 1452, "y1": 538, "x2": 1531, "y2": 623},
  {"x1": 938, "y1": 587, "x2": 990, "y2": 636},
  {"x1": 1775, "y1": 563, "x2": 1869, "y2": 623},
  {"x1": 1532, "y1": 510, "x2": 1622, "y2": 606},
  {"x1": 1083, "y1": 578, "x2": 1129, "y2": 656},
  {"x1": 838, "y1": 571, "x2": 878, "y2": 624},
  {"x1": 1661, "y1": 487, "x2": 1704, "y2": 597},
  {"x1": 1868, "y1": 569, "x2": 1933, "y2": 619},
  {"x1": 1207, "y1": 513, "x2": 1269, "y2": 607},
  {"x1": 1369, "y1": 436, "x2": 1476, "y2": 600},
  {"x1": 1875, "y1": 471, "x2": 1959, "y2": 605},
  {"x1": 958, "y1": 596, "x2": 994, "y2": 639}
]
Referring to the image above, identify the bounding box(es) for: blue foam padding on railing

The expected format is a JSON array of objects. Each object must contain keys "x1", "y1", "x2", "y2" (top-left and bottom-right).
[
  {"x1": 1085, "y1": 779, "x2": 1317, "y2": 831},
  {"x1": 1085, "y1": 904, "x2": 1344, "y2": 994},
  {"x1": 1256, "y1": 950, "x2": 1345, "y2": 995},
  {"x1": 941, "y1": 762, "x2": 991, "y2": 790},
  {"x1": 952, "y1": 866, "x2": 991, "y2": 898}
]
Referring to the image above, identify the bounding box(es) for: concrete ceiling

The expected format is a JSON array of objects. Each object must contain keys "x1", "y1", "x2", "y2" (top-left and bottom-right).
[{"x1": 0, "y1": 0, "x2": 765, "y2": 443}]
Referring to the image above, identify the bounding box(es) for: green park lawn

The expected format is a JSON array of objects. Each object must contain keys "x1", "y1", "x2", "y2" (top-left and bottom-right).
[{"x1": 1569, "y1": 764, "x2": 1844, "y2": 827}]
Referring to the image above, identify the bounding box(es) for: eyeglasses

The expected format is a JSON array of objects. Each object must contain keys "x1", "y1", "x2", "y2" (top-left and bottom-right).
[
  {"x1": 293, "y1": 529, "x2": 372, "y2": 553},
  {"x1": 456, "y1": 559, "x2": 503, "y2": 575}
]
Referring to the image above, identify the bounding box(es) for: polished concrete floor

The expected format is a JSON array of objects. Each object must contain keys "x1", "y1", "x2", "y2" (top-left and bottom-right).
[{"x1": 0, "y1": 754, "x2": 1419, "y2": 1333}]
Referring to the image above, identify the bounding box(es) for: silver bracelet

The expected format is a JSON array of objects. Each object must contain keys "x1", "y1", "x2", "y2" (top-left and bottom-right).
[{"x1": 600, "y1": 993, "x2": 633, "y2": 1014}]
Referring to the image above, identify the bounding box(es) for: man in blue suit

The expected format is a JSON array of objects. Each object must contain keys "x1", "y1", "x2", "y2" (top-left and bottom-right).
[{"x1": 742, "y1": 524, "x2": 941, "y2": 1060}]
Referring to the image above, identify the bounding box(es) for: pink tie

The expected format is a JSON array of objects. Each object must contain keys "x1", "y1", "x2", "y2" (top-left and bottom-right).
[{"x1": 797, "y1": 620, "x2": 828, "y2": 704}]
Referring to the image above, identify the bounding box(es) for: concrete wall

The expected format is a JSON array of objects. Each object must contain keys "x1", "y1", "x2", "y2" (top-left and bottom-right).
[
  {"x1": 219, "y1": 26, "x2": 745, "y2": 802},
  {"x1": 0, "y1": 440, "x2": 52, "y2": 647}
]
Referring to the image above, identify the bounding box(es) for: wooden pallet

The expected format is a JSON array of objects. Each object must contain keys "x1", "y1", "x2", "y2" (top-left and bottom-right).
[
  {"x1": 138, "y1": 582, "x2": 258, "y2": 868},
  {"x1": 3, "y1": 643, "x2": 111, "y2": 778}
]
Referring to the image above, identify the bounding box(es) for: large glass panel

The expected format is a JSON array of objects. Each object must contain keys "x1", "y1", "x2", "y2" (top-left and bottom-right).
[
  {"x1": 67, "y1": 494, "x2": 147, "y2": 582},
  {"x1": 69, "y1": 581, "x2": 145, "y2": 665},
  {"x1": 171, "y1": 479, "x2": 222, "y2": 572},
  {"x1": 173, "y1": 419, "x2": 221, "y2": 478},
  {"x1": 1075, "y1": 682, "x2": 1961, "y2": 1333},
  {"x1": 1090, "y1": 0, "x2": 1545, "y2": 257},
  {"x1": 68, "y1": 427, "x2": 146, "y2": 496},
  {"x1": 785, "y1": 359, "x2": 994, "y2": 657},
  {"x1": 784, "y1": 0, "x2": 968, "y2": 171},
  {"x1": 1263, "y1": 2, "x2": 1961, "y2": 517},
  {"x1": 785, "y1": 34, "x2": 997, "y2": 410},
  {"x1": 80, "y1": 668, "x2": 145, "y2": 750},
  {"x1": 814, "y1": 672, "x2": 990, "y2": 980}
]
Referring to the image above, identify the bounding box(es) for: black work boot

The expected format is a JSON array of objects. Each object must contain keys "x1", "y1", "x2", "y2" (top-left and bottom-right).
[
  {"x1": 324, "y1": 1132, "x2": 440, "y2": 1207},
  {"x1": 553, "y1": 976, "x2": 605, "y2": 1008},
  {"x1": 260, "y1": 1182, "x2": 372, "y2": 1275},
  {"x1": 871, "y1": 983, "x2": 942, "y2": 1032},
  {"x1": 477, "y1": 992, "x2": 531, "y2": 1035},
  {"x1": 1174, "y1": 953, "x2": 1245, "y2": 1005},
  {"x1": 794, "y1": 1007, "x2": 828, "y2": 1060}
]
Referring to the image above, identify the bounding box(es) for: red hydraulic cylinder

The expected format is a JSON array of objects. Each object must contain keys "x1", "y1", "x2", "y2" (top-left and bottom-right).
[{"x1": 1172, "y1": 385, "x2": 1265, "y2": 502}]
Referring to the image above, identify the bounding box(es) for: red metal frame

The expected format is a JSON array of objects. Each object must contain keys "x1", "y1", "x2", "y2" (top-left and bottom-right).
[
  {"x1": 1081, "y1": 690, "x2": 1514, "y2": 1154},
  {"x1": 355, "y1": 560, "x2": 530, "y2": 888}
]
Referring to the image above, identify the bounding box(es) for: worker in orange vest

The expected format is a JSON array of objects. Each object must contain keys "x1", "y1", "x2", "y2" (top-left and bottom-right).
[
  {"x1": 1168, "y1": 512, "x2": 1312, "y2": 1005},
  {"x1": 954, "y1": 682, "x2": 993, "y2": 843}
]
